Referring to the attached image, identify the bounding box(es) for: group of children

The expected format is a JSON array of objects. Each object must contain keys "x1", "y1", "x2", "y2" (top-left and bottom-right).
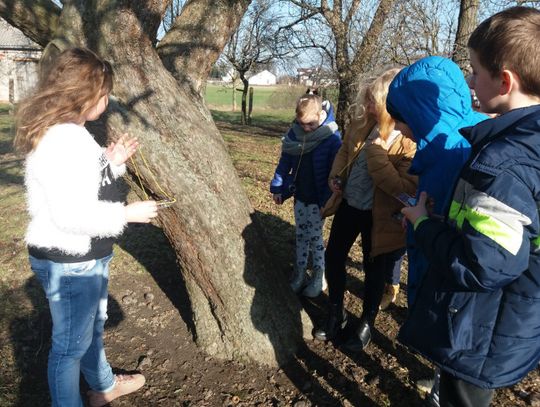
[
  {"x1": 13, "y1": 5, "x2": 540, "y2": 407},
  {"x1": 271, "y1": 6, "x2": 540, "y2": 407}
]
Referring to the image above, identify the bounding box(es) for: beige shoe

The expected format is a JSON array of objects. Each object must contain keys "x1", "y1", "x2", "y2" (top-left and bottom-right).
[
  {"x1": 88, "y1": 374, "x2": 146, "y2": 407},
  {"x1": 380, "y1": 283, "x2": 399, "y2": 310}
]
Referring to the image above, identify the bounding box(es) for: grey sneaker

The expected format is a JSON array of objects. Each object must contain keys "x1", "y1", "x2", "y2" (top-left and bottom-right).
[
  {"x1": 416, "y1": 378, "x2": 434, "y2": 394},
  {"x1": 302, "y1": 276, "x2": 322, "y2": 297}
]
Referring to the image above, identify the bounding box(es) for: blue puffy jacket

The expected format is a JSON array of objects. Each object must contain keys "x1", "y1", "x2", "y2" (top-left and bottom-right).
[
  {"x1": 270, "y1": 103, "x2": 342, "y2": 208},
  {"x1": 386, "y1": 56, "x2": 486, "y2": 305},
  {"x1": 400, "y1": 104, "x2": 540, "y2": 389}
]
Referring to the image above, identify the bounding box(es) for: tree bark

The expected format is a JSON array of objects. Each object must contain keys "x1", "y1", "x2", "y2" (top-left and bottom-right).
[
  {"x1": 239, "y1": 72, "x2": 249, "y2": 125},
  {"x1": 452, "y1": 0, "x2": 479, "y2": 73},
  {"x1": 2, "y1": 0, "x2": 310, "y2": 366},
  {"x1": 0, "y1": 0, "x2": 60, "y2": 47}
]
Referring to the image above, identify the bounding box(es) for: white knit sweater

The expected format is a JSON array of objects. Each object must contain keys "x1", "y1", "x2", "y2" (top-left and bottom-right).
[{"x1": 25, "y1": 123, "x2": 127, "y2": 256}]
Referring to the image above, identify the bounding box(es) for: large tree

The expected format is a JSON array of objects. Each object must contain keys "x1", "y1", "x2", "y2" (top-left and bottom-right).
[{"x1": 0, "y1": 0, "x2": 310, "y2": 366}]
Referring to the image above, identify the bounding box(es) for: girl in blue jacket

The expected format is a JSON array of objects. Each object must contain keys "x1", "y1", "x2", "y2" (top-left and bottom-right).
[{"x1": 270, "y1": 94, "x2": 342, "y2": 297}]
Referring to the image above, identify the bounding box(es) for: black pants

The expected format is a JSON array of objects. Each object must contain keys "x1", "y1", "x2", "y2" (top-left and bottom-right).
[
  {"x1": 364, "y1": 247, "x2": 405, "y2": 323},
  {"x1": 439, "y1": 371, "x2": 495, "y2": 407},
  {"x1": 325, "y1": 199, "x2": 373, "y2": 310}
]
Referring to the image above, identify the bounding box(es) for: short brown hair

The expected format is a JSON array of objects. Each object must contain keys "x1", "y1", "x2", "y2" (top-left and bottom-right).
[
  {"x1": 468, "y1": 6, "x2": 540, "y2": 97},
  {"x1": 296, "y1": 94, "x2": 322, "y2": 121},
  {"x1": 14, "y1": 47, "x2": 113, "y2": 154}
]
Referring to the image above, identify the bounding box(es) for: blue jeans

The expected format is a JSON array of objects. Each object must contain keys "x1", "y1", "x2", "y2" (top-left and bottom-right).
[{"x1": 30, "y1": 254, "x2": 116, "y2": 407}]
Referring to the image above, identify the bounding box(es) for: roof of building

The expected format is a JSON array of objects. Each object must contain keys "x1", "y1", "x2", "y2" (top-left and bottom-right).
[{"x1": 0, "y1": 18, "x2": 41, "y2": 50}]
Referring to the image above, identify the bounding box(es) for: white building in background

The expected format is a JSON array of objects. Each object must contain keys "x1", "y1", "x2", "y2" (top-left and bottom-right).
[
  {"x1": 0, "y1": 18, "x2": 42, "y2": 103},
  {"x1": 248, "y1": 70, "x2": 276, "y2": 86}
]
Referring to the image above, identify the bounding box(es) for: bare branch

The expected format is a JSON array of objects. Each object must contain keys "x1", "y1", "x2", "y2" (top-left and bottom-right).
[{"x1": 0, "y1": 0, "x2": 60, "y2": 46}]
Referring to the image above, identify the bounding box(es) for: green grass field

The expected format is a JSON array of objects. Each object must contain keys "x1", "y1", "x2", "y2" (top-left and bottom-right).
[
  {"x1": 205, "y1": 83, "x2": 304, "y2": 110},
  {"x1": 205, "y1": 83, "x2": 339, "y2": 111}
]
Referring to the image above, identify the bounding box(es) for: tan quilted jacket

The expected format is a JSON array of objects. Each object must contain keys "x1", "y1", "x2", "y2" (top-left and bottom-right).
[{"x1": 323, "y1": 118, "x2": 417, "y2": 257}]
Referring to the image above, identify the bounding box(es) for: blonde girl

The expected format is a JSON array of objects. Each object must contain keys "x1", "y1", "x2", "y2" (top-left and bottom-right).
[
  {"x1": 270, "y1": 94, "x2": 342, "y2": 297},
  {"x1": 15, "y1": 48, "x2": 157, "y2": 407},
  {"x1": 315, "y1": 68, "x2": 417, "y2": 350}
]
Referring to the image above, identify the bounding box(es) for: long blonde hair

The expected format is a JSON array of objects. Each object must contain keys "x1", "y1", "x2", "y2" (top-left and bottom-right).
[
  {"x1": 14, "y1": 47, "x2": 113, "y2": 154},
  {"x1": 354, "y1": 67, "x2": 401, "y2": 140}
]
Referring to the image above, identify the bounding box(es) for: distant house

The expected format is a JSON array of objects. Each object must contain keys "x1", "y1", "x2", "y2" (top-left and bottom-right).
[
  {"x1": 0, "y1": 18, "x2": 42, "y2": 103},
  {"x1": 248, "y1": 70, "x2": 276, "y2": 86},
  {"x1": 297, "y1": 67, "x2": 337, "y2": 87},
  {"x1": 297, "y1": 67, "x2": 319, "y2": 87}
]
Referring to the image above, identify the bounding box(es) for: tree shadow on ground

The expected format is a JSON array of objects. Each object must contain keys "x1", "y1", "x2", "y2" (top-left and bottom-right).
[
  {"x1": 243, "y1": 210, "x2": 380, "y2": 406},
  {"x1": 5, "y1": 276, "x2": 124, "y2": 406},
  {"x1": 116, "y1": 222, "x2": 195, "y2": 337}
]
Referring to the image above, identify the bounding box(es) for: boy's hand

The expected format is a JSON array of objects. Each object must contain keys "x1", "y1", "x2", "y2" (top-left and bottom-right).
[
  {"x1": 402, "y1": 191, "x2": 428, "y2": 225},
  {"x1": 273, "y1": 194, "x2": 283, "y2": 205},
  {"x1": 106, "y1": 133, "x2": 139, "y2": 166}
]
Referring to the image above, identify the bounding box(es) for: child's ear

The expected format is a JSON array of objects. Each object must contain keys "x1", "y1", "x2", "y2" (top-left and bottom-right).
[{"x1": 500, "y1": 69, "x2": 517, "y2": 96}]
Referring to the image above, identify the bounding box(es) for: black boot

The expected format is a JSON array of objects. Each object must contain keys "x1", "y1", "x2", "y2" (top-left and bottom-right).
[
  {"x1": 314, "y1": 303, "x2": 348, "y2": 341},
  {"x1": 342, "y1": 319, "x2": 372, "y2": 352}
]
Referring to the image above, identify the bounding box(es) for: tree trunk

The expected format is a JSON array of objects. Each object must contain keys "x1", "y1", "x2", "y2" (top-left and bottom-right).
[
  {"x1": 248, "y1": 86, "x2": 253, "y2": 125},
  {"x1": 452, "y1": 0, "x2": 479, "y2": 73},
  {"x1": 2, "y1": 0, "x2": 310, "y2": 366},
  {"x1": 232, "y1": 78, "x2": 237, "y2": 112},
  {"x1": 239, "y1": 73, "x2": 249, "y2": 125}
]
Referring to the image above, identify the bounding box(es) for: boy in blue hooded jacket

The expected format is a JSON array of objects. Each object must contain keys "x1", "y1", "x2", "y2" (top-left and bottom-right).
[
  {"x1": 400, "y1": 7, "x2": 540, "y2": 407},
  {"x1": 386, "y1": 55, "x2": 486, "y2": 407},
  {"x1": 386, "y1": 56, "x2": 486, "y2": 307}
]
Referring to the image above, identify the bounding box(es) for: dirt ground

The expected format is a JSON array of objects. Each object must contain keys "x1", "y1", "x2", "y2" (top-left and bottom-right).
[{"x1": 1, "y1": 114, "x2": 539, "y2": 406}]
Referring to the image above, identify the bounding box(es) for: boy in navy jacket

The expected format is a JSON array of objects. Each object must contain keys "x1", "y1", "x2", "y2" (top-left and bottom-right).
[{"x1": 400, "y1": 7, "x2": 540, "y2": 406}]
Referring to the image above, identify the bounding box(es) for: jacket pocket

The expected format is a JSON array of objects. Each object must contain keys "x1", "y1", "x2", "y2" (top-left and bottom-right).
[{"x1": 447, "y1": 292, "x2": 476, "y2": 350}]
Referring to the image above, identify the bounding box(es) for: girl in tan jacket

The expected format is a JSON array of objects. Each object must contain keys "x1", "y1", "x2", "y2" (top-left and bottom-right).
[{"x1": 315, "y1": 68, "x2": 417, "y2": 350}]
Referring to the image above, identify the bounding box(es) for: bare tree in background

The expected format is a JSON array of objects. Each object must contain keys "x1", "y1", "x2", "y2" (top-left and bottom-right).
[
  {"x1": 0, "y1": 0, "x2": 309, "y2": 367},
  {"x1": 224, "y1": 0, "x2": 291, "y2": 124},
  {"x1": 379, "y1": 0, "x2": 458, "y2": 67}
]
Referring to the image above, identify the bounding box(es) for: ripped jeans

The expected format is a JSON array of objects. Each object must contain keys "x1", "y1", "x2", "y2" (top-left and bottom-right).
[{"x1": 30, "y1": 254, "x2": 116, "y2": 407}]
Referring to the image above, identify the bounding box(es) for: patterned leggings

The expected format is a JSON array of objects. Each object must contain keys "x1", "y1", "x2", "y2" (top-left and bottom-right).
[{"x1": 294, "y1": 200, "x2": 325, "y2": 274}]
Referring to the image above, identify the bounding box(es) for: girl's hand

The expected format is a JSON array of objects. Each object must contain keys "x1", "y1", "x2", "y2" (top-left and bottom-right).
[
  {"x1": 401, "y1": 191, "x2": 428, "y2": 225},
  {"x1": 371, "y1": 137, "x2": 387, "y2": 149},
  {"x1": 106, "y1": 133, "x2": 139, "y2": 166},
  {"x1": 329, "y1": 177, "x2": 343, "y2": 194},
  {"x1": 273, "y1": 194, "x2": 283, "y2": 205},
  {"x1": 125, "y1": 200, "x2": 158, "y2": 223}
]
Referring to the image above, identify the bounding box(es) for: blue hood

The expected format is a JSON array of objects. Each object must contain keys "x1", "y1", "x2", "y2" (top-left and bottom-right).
[
  {"x1": 387, "y1": 56, "x2": 487, "y2": 178},
  {"x1": 386, "y1": 57, "x2": 488, "y2": 306}
]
